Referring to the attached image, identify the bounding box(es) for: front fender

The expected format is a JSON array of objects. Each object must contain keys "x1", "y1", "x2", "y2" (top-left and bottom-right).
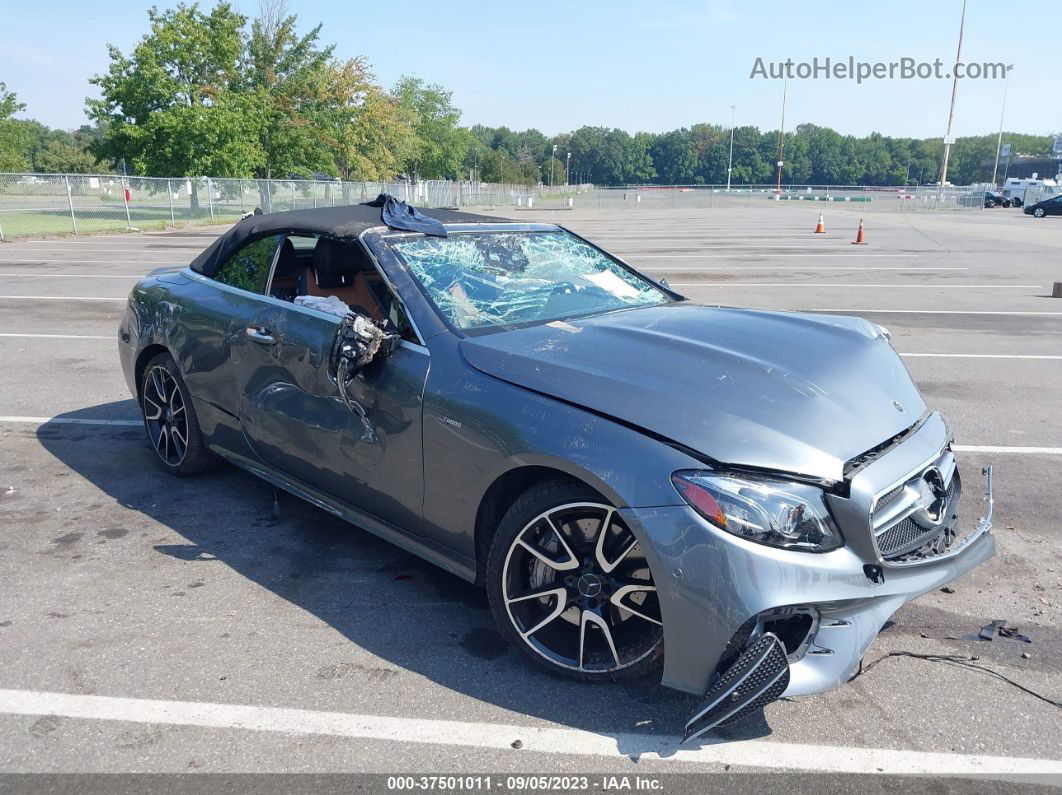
[{"x1": 420, "y1": 346, "x2": 700, "y2": 561}]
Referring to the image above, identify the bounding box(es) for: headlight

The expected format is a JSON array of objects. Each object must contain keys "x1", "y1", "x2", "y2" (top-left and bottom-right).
[{"x1": 671, "y1": 471, "x2": 843, "y2": 552}]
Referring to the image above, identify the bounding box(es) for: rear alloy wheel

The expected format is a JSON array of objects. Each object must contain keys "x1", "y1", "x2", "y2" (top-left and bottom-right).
[
  {"x1": 141, "y1": 353, "x2": 215, "y2": 476},
  {"x1": 487, "y1": 481, "x2": 663, "y2": 682}
]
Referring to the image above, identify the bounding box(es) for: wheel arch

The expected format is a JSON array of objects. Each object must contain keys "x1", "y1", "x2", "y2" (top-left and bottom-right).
[
  {"x1": 133, "y1": 343, "x2": 174, "y2": 401},
  {"x1": 473, "y1": 463, "x2": 613, "y2": 585}
]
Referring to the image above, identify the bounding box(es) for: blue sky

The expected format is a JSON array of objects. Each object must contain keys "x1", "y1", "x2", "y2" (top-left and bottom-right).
[{"x1": 3, "y1": 0, "x2": 1060, "y2": 138}]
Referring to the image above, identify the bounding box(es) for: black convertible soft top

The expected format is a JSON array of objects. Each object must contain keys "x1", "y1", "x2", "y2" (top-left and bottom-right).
[{"x1": 189, "y1": 202, "x2": 507, "y2": 277}]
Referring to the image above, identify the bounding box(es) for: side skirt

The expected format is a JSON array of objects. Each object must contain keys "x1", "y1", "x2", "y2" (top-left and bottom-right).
[{"x1": 211, "y1": 446, "x2": 478, "y2": 584}]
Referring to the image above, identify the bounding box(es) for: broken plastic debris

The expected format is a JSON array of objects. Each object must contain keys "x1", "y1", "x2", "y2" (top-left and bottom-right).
[{"x1": 977, "y1": 619, "x2": 1032, "y2": 643}]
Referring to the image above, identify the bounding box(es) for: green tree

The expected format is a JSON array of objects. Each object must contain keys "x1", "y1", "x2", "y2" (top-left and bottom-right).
[
  {"x1": 393, "y1": 75, "x2": 468, "y2": 179},
  {"x1": 540, "y1": 156, "x2": 566, "y2": 187},
  {"x1": 627, "y1": 132, "x2": 656, "y2": 183},
  {"x1": 34, "y1": 139, "x2": 99, "y2": 173},
  {"x1": 649, "y1": 129, "x2": 697, "y2": 184},
  {"x1": 245, "y1": 1, "x2": 337, "y2": 181},
  {"x1": 327, "y1": 58, "x2": 417, "y2": 184},
  {"x1": 87, "y1": 2, "x2": 263, "y2": 210},
  {"x1": 0, "y1": 82, "x2": 28, "y2": 171}
]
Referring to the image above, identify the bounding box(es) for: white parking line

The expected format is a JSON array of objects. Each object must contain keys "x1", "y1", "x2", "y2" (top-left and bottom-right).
[
  {"x1": 0, "y1": 416, "x2": 140, "y2": 427},
  {"x1": 0, "y1": 295, "x2": 125, "y2": 301},
  {"x1": 900, "y1": 353, "x2": 1062, "y2": 360},
  {"x1": 0, "y1": 688, "x2": 1058, "y2": 775},
  {"x1": 632, "y1": 253, "x2": 919, "y2": 259},
  {"x1": 0, "y1": 247, "x2": 202, "y2": 253},
  {"x1": 15, "y1": 235, "x2": 221, "y2": 243},
  {"x1": 641, "y1": 266, "x2": 967, "y2": 271},
  {"x1": 0, "y1": 273, "x2": 139, "y2": 278},
  {"x1": 809, "y1": 309, "x2": 1062, "y2": 316},
  {"x1": 619, "y1": 244, "x2": 860, "y2": 250},
  {"x1": 0, "y1": 259, "x2": 183, "y2": 265},
  {"x1": 0, "y1": 333, "x2": 113, "y2": 340},
  {"x1": 670, "y1": 284, "x2": 1042, "y2": 289},
  {"x1": 953, "y1": 445, "x2": 1062, "y2": 454}
]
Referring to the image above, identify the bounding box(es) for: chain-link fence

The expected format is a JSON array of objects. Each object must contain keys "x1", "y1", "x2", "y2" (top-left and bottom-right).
[
  {"x1": 566, "y1": 184, "x2": 990, "y2": 213},
  {"x1": 0, "y1": 174, "x2": 991, "y2": 240},
  {"x1": 0, "y1": 174, "x2": 584, "y2": 240}
]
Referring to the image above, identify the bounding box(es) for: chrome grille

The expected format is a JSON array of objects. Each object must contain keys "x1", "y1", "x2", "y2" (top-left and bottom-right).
[
  {"x1": 871, "y1": 450, "x2": 960, "y2": 561},
  {"x1": 875, "y1": 483, "x2": 906, "y2": 514}
]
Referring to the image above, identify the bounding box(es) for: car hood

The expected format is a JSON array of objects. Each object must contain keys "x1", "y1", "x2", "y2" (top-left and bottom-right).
[{"x1": 459, "y1": 303, "x2": 927, "y2": 482}]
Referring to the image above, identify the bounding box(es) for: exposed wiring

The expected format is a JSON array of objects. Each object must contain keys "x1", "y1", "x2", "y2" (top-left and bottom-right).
[{"x1": 854, "y1": 651, "x2": 1062, "y2": 710}]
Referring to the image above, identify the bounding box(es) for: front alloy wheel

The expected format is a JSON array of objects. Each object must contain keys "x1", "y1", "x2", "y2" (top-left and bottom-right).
[
  {"x1": 487, "y1": 481, "x2": 663, "y2": 681},
  {"x1": 1033, "y1": 207, "x2": 1046, "y2": 218}
]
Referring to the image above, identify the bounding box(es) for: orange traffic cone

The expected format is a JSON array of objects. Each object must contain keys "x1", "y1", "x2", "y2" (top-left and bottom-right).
[
  {"x1": 852, "y1": 218, "x2": 866, "y2": 245},
  {"x1": 814, "y1": 213, "x2": 826, "y2": 234}
]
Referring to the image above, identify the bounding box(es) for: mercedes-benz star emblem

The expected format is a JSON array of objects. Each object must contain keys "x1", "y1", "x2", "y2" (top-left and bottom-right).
[{"x1": 913, "y1": 467, "x2": 948, "y2": 526}]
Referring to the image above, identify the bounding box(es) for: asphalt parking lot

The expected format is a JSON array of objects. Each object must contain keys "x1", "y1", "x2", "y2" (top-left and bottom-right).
[{"x1": 1, "y1": 202, "x2": 1060, "y2": 781}]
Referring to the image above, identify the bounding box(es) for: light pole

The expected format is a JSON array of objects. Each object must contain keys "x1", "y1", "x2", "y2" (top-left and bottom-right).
[
  {"x1": 774, "y1": 81, "x2": 787, "y2": 195},
  {"x1": 938, "y1": 0, "x2": 968, "y2": 194},
  {"x1": 566, "y1": 152, "x2": 571, "y2": 186},
  {"x1": 550, "y1": 144, "x2": 557, "y2": 187},
  {"x1": 991, "y1": 64, "x2": 1015, "y2": 186},
  {"x1": 726, "y1": 104, "x2": 736, "y2": 190}
]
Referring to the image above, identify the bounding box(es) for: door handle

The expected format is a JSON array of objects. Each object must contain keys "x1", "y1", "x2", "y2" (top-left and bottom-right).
[{"x1": 245, "y1": 327, "x2": 276, "y2": 344}]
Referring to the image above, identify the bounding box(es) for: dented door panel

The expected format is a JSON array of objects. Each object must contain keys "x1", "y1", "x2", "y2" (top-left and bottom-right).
[{"x1": 235, "y1": 302, "x2": 428, "y2": 534}]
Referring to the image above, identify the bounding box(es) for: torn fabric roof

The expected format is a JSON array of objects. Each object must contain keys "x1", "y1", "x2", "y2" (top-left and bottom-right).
[
  {"x1": 189, "y1": 202, "x2": 505, "y2": 277},
  {"x1": 365, "y1": 193, "x2": 449, "y2": 237}
]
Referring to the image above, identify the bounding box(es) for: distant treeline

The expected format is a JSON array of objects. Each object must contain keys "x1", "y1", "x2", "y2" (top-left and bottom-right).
[{"x1": 0, "y1": 3, "x2": 1055, "y2": 187}]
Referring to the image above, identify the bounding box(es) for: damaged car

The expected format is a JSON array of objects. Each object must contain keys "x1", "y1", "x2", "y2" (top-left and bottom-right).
[{"x1": 118, "y1": 199, "x2": 995, "y2": 740}]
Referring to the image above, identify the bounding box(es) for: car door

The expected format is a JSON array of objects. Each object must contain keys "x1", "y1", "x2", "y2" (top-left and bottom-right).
[
  {"x1": 180, "y1": 235, "x2": 285, "y2": 441},
  {"x1": 232, "y1": 249, "x2": 429, "y2": 536}
]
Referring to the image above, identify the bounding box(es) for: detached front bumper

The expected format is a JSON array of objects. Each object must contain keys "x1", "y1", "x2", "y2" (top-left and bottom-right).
[{"x1": 621, "y1": 421, "x2": 994, "y2": 699}]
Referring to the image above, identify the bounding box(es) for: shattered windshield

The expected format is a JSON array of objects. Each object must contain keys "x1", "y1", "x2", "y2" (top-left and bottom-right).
[{"x1": 387, "y1": 230, "x2": 670, "y2": 331}]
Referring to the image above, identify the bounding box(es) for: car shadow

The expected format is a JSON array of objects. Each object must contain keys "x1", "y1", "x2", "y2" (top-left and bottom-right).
[{"x1": 36, "y1": 401, "x2": 774, "y2": 757}]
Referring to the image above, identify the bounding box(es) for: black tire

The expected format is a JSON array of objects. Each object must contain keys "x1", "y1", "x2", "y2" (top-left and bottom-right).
[
  {"x1": 140, "y1": 352, "x2": 217, "y2": 476},
  {"x1": 486, "y1": 478, "x2": 664, "y2": 683},
  {"x1": 1033, "y1": 207, "x2": 1046, "y2": 218}
]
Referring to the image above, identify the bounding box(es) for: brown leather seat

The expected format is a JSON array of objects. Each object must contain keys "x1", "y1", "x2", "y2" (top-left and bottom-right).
[
  {"x1": 305, "y1": 238, "x2": 386, "y2": 320},
  {"x1": 269, "y1": 239, "x2": 301, "y2": 299}
]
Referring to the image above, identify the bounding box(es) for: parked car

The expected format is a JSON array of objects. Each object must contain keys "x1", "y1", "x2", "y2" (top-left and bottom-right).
[
  {"x1": 118, "y1": 201, "x2": 995, "y2": 741},
  {"x1": 984, "y1": 191, "x2": 1011, "y2": 208},
  {"x1": 1024, "y1": 194, "x2": 1062, "y2": 217}
]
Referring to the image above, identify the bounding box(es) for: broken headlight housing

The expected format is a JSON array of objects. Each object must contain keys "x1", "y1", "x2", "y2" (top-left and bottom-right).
[{"x1": 671, "y1": 471, "x2": 843, "y2": 552}]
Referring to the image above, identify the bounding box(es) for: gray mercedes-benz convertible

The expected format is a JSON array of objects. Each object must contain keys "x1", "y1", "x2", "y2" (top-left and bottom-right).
[{"x1": 118, "y1": 200, "x2": 995, "y2": 739}]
